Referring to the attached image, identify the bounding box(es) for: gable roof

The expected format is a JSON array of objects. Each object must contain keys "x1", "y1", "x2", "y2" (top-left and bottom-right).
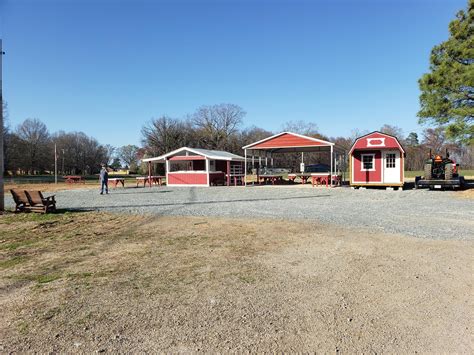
[
  {"x1": 243, "y1": 131, "x2": 335, "y2": 150},
  {"x1": 142, "y1": 147, "x2": 245, "y2": 163},
  {"x1": 349, "y1": 131, "x2": 405, "y2": 154}
]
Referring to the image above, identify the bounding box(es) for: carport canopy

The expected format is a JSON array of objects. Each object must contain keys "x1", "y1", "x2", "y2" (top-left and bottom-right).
[{"x1": 242, "y1": 132, "x2": 346, "y2": 186}]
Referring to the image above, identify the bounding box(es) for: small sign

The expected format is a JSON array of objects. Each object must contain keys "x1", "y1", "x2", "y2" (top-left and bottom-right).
[{"x1": 367, "y1": 138, "x2": 386, "y2": 147}]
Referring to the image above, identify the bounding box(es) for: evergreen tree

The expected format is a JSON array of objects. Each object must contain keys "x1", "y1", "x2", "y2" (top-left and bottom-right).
[{"x1": 418, "y1": 0, "x2": 474, "y2": 144}]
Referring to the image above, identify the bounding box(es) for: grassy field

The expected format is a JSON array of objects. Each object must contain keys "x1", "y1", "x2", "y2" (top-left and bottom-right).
[
  {"x1": 1, "y1": 211, "x2": 472, "y2": 352},
  {"x1": 404, "y1": 169, "x2": 474, "y2": 178}
]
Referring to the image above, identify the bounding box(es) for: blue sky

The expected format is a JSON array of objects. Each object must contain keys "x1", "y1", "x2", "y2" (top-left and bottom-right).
[{"x1": 0, "y1": 0, "x2": 468, "y2": 147}]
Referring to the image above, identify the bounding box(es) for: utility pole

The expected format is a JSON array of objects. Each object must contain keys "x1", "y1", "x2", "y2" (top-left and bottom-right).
[
  {"x1": 0, "y1": 39, "x2": 5, "y2": 212},
  {"x1": 54, "y1": 143, "x2": 58, "y2": 184}
]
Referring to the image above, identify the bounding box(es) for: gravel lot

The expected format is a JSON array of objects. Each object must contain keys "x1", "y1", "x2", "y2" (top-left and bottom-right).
[{"x1": 6, "y1": 186, "x2": 474, "y2": 240}]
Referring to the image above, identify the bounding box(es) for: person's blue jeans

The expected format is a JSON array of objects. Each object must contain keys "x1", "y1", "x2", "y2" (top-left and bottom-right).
[{"x1": 100, "y1": 180, "x2": 108, "y2": 194}]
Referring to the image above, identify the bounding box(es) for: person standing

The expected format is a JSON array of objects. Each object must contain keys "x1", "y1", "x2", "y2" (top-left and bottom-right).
[{"x1": 99, "y1": 164, "x2": 109, "y2": 195}]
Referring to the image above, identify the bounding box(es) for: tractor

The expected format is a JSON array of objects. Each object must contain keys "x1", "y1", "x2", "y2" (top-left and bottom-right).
[{"x1": 416, "y1": 150, "x2": 464, "y2": 190}]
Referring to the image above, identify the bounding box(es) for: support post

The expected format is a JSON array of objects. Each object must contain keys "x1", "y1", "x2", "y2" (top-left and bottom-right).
[
  {"x1": 226, "y1": 160, "x2": 230, "y2": 187},
  {"x1": 330, "y1": 145, "x2": 334, "y2": 187},
  {"x1": 148, "y1": 161, "x2": 152, "y2": 188},
  {"x1": 54, "y1": 144, "x2": 58, "y2": 184},
  {"x1": 244, "y1": 149, "x2": 247, "y2": 187}
]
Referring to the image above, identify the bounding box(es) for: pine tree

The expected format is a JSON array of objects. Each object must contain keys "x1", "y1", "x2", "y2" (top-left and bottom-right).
[{"x1": 418, "y1": 0, "x2": 474, "y2": 145}]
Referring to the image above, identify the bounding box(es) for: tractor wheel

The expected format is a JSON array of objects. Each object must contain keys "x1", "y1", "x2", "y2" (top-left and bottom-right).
[
  {"x1": 424, "y1": 164, "x2": 432, "y2": 180},
  {"x1": 445, "y1": 164, "x2": 453, "y2": 180}
]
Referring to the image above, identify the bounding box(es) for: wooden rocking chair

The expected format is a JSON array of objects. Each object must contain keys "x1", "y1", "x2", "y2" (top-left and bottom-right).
[
  {"x1": 10, "y1": 189, "x2": 31, "y2": 213},
  {"x1": 25, "y1": 190, "x2": 56, "y2": 213}
]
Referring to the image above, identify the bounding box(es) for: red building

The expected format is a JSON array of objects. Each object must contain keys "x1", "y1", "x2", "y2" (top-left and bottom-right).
[
  {"x1": 142, "y1": 147, "x2": 245, "y2": 187},
  {"x1": 349, "y1": 131, "x2": 405, "y2": 188}
]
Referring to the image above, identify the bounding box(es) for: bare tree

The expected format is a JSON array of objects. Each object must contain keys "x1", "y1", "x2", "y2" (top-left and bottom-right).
[
  {"x1": 422, "y1": 127, "x2": 446, "y2": 153},
  {"x1": 104, "y1": 144, "x2": 116, "y2": 166},
  {"x1": 141, "y1": 116, "x2": 195, "y2": 156},
  {"x1": 192, "y1": 104, "x2": 245, "y2": 150},
  {"x1": 281, "y1": 120, "x2": 320, "y2": 137},
  {"x1": 380, "y1": 124, "x2": 404, "y2": 139},
  {"x1": 15, "y1": 118, "x2": 51, "y2": 174},
  {"x1": 118, "y1": 144, "x2": 140, "y2": 171}
]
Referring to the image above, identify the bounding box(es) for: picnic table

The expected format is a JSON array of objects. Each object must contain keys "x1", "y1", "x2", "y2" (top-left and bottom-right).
[
  {"x1": 311, "y1": 173, "x2": 342, "y2": 187},
  {"x1": 136, "y1": 175, "x2": 166, "y2": 187},
  {"x1": 63, "y1": 175, "x2": 85, "y2": 184},
  {"x1": 258, "y1": 174, "x2": 284, "y2": 185},
  {"x1": 108, "y1": 178, "x2": 125, "y2": 188},
  {"x1": 287, "y1": 173, "x2": 312, "y2": 184}
]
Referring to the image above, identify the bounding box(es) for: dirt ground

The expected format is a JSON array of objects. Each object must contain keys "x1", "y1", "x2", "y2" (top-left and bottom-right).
[
  {"x1": 0, "y1": 212, "x2": 472, "y2": 353},
  {"x1": 4, "y1": 182, "x2": 99, "y2": 193}
]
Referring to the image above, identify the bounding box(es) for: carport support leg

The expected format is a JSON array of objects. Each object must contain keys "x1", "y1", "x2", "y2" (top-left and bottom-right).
[
  {"x1": 244, "y1": 149, "x2": 247, "y2": 187},
  {"x1": 227, "y1": 161, "x2": 231, "y2": 187},
  {"x1": 148, "y1": 161, "x2": 152, "y2": 188},
  {"x1": 330, "y1": 145, "x2": 333, "y2": 187}
]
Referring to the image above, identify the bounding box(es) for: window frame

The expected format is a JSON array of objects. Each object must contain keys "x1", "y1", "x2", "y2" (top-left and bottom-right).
[
  {"x1": 360, "y1": 153, "x2": 376, "y2": 171},
  {"x1": 385, "y1": 153, "x2": 396, "y2": 169}
]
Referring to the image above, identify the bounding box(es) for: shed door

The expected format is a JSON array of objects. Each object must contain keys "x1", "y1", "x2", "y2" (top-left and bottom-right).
[{"x1": 383, "y1": 151, "x2": 400, "y2": 183}]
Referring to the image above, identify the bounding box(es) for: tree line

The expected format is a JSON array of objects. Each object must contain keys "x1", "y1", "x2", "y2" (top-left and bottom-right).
[{"x1": 2, "y1": 102, "x2": 473, "y2": 177}]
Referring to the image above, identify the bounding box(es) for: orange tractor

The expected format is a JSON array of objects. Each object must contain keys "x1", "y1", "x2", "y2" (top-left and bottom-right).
[{"x1": 415, "y1": 150, "x2": 465, "y2": 190}]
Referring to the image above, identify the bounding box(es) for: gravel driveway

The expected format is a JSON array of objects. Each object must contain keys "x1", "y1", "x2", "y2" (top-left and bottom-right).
[{"x1": 6, "y1": 186, "x2": 474, "y2": 240}]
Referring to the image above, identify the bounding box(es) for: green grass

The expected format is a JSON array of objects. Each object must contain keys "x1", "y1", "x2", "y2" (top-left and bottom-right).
[
  {"x1": 0, "y1": 256, "x2": 29, "y2": 269},
  {"x1": 0, "y1": 239, "x2": 37, "y2": 251},
  {"x1": 36, "y1": 274, "x2": 62, "y2": 284},
  {"x1": 404, "y1": 169, "x2": 474, "y2": 178}
]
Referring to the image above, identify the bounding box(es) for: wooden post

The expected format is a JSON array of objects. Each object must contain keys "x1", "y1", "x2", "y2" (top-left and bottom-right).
[
  {"x1": 244, "y1": 149, "x2": 247, "y2": 187},
  {"x1": 148, "y1": 161, "x2": 152, "y2": 188},
  {"x1": 227, "y1": 160, "x2": 231, "y2": 187},
  {"x1": 0, "y1": 40, "x2": 4, "y2": 212}
]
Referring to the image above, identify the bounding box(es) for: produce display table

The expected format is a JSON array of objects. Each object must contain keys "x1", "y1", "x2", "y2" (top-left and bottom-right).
[
  {"x1": 258, "y1": 174, "x2": 284, "y2": 185},
  {"x1": 288, "y1": 173, "x2": 312, "y2": 184},
  {"x1": 136, "y1": 176, "x2": 166, "y2": 187},
  {"x1": 311, "y1": 173, "x2": 342, "y2": 187},
  {"x1": 108, "y1": 178, "x2": 125, "y2": 188}
]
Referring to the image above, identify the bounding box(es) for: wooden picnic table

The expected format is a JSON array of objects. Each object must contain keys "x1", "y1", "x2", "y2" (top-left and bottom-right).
[
  {"x1": 63, "y1": 175, "x2": 85, "y2": 184},
  {"x1": 311, "y1": 173, "x2": 342, "y2": 187},
  {"x1": 288, "y1": 173, "x2": 312, "y2": 184},
  {"x1": 258, "y1": 174, "x2": 284, "y2": 185},
  {"x1": 108, "y1": 178, "x2": 125, "y2": 188},
  {"x1": 136, "y1": 176, "x2": 166, "y2": 187}
]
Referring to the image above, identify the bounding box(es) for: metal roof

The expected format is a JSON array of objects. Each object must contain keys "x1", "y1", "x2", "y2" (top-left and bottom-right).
[{"x1": 142, "y1": 147, "x2": 245, "y2": 163}]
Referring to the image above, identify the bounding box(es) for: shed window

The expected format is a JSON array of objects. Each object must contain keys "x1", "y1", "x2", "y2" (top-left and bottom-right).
[
  {"x1": 361, "y1": 154, "x2": 375, "y2": 171},
  {"x1": 386, "y1": 153, "x2": 396, "y2": 168}
]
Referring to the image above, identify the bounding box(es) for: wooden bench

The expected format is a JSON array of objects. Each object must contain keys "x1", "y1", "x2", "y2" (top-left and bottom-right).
[{"x1": 10, "y1": 189, "x2": 56, "y2": 213}]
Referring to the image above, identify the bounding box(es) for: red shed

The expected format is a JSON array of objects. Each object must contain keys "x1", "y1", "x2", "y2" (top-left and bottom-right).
[
  {"x1": 142, "y1": 147, "x2": 245, "y2": 187},
  {"x1": 349, "y1": 131, "x2": 405, "y2": 187}
]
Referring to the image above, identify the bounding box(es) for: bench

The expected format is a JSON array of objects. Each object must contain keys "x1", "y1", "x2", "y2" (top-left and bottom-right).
[{"x1": 10, "y1": 189, "x2": 56, "y2": 214}]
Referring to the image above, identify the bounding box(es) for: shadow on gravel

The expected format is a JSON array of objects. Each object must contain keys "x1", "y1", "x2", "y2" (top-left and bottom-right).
[
  {"x1": 70, "y1": 194, "x2": 332, "y2": 211},
  {"x1": 108, "y1": 190, "x2": 172, "y2": 195}
]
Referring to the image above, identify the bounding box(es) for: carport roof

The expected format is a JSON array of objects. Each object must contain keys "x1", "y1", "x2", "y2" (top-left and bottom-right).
[
  {"x1": 142, "y1": 147, "x2": 245, "y2": 163},
  {"x1": 243, "y1": 132, "x2": 344, "y2": 153}
]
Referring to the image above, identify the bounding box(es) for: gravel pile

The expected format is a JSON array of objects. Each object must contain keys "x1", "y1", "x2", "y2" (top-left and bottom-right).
[{"x1": 6, "y1": 186, "x2": 474, "y2": 240}]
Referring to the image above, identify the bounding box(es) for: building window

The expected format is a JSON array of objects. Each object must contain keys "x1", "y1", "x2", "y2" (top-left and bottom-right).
[
  {"x1": 386, "y1": 153, "x2": 396, "y2": 168},
  {"x1": 361, "y1": 154, "x2": 375, "y2": 171}
]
